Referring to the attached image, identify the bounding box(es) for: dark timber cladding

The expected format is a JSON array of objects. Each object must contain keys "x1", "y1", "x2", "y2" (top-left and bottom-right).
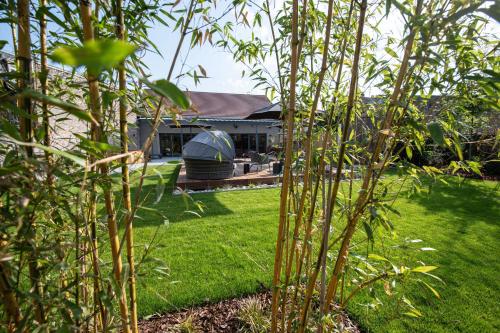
[{"x1": 139, "y1": 91, "x2": 282, "y2": 158}]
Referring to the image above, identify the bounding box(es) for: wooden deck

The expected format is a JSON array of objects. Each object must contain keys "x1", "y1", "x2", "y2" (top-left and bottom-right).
[{"x1": 176, "y1": 161, "x2": 281, "y2": 190}]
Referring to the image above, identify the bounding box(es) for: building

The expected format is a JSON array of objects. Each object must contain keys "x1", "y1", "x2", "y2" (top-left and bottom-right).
[
  {"x1": 2, "y1": 51, "x2": 285, "y2": 158},
  {"x1": 137, "y1": 91, "x2": 281, "y2": 158}
]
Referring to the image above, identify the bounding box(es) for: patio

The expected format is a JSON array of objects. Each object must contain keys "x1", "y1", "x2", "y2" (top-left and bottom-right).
[{"x1": 176, "y1": 158, "x2": 281, "y2": 190}]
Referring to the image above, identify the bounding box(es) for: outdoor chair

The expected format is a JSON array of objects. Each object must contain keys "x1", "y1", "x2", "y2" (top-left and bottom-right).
[{"x1": 249, "y1": 151, "x2": 275, "y2": 171}]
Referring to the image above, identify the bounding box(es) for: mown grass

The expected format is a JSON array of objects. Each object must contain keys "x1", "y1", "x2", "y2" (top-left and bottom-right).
[{"x1": 126, "y1": 165, "x2": 499, "y2": 332}]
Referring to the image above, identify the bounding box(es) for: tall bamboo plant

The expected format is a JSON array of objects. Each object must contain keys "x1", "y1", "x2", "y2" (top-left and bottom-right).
[{"x1": 221, "y1": 0, "x2": 499, "y2": 331}]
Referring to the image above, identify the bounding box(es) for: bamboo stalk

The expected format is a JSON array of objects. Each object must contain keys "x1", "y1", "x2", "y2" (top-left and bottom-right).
[
  {"x1": 8, "y1": 1, "x2": 17, "y2": 60},
  {"x1": 288, "y1": 5, "x2": 355, "y2": 317},
  {"x1": 296, "y1": 1, "x2": 368, "y2": 331},
  {"x1": 17, "y1": 0, "x2": 33, "y2": 154},
  {"x1": 323, "y1": 0, "x2": 424, "y2": 308},
  {"x1": 270, "y1": 0, "x2": 300, "y2": 330},
  {"x1": 39, "y1": 0, "x2": 55, "y2": 193},
  {"x1": 78, "y1": 1, "x2": 131, "y2": 332},
  {"x1": 17, "y1": 0, "x2": 46, "y2": 324},
  {"x1": 167, "y1": 0, "x2": 197, "y2": 80},
  {"x1": 0, "y1": 248, "x2": 21, "y2": 331},
  {"x1": 87, "y1": 3, "x2": 106, "y2": 331},
  {"x1": 281, "y1": 0, "x2": 336, "y2": 320},
  {"x1": 114, "y1": 0, "x2": 138, "y2": 331}
]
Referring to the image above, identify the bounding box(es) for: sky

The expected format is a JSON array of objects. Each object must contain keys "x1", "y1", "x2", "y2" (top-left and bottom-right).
[{"x1": 0, "y1": 1, "x2": 498, "y2": 97}]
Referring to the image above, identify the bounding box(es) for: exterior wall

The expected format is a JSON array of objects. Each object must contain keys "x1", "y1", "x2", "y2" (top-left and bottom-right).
[
  {"x1": 138, "y1": 118, "x2": 281, "y2": 158},
  {"x1": 1, "y1": 51, "x2": 140, "y2": 152}
]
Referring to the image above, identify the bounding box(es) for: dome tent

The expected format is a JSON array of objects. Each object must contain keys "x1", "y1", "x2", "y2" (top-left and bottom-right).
[{"x1": 182, "y1": 130, "x2": 235, "y2": 179}]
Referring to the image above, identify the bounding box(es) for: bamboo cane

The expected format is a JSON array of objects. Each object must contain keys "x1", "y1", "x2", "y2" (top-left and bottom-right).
[
  {"x1": 8, "y1": 1, "x2": 17, "y2": 62},
  {"x1": 17, "y1": 0, "x2": 46, "y2": 324},
  {"x1": 17, "y1": 0, "x2": 33, "y2": 154},
  {"x1": 270, "y1": 0, "x2": 300, "y2": 330},
  {"x1": 78, "y1": 1, "x2": 131, "y2": 332},
  {"x1": 114, "y1": 0, "x2": 138, "y2": 331},
  {"x1": 39, "y1": 0, "x2": 54, "y2": 188},
  {"x1": 281, "y1": 0, "x2": 336, "y2": 321},
  {"x1": 323, "y1": 0, "x2": 424, "y2": 308},
  {"x1": 0, "y1": 248, "x2": 21, "y2": 331},
  {"x1": 296, "y1": 1, "x2": 368, "y2": 331}
]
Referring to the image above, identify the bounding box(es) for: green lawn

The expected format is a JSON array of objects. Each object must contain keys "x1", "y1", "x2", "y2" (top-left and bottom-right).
[{"x1": 129, "y1": 165, "x2": 499, "y2": 332}]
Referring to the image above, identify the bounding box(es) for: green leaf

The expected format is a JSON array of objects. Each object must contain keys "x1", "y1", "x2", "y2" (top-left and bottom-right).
[
  {"x1": 363, "y1": 222, "x2": 374, "y2": 243},
  {"x1": 142, "y1": 79, "x2": 191, "y2": 109},
  {"x1": 385, "y1": 0, "x2": 392, "y2": 16},
  {"x1": 385, "y1": 47, "x2": 398, "y2": 58},
  {"x1": 50, "y1": 39, "x2": 136, "y2": 76},
  {"x1": 154, "y1": 169, "x2": 165, "y2": 204},
  {"x1": 412, "y1": 266, "x2": 438, "y2": 273},
  {"x1": 405, "y1": 145, "x2": 413, "y2": 159},
  {"x1": 2, "y1": 135, "x2": 85, "y2": 166},
  {"x1": 421, "y1": 280, "x2": 441, "y2": 299},
  {"x1": 404, "y1": 309, "x2": 422, "y2": 318},
  {"x1": 368, "y1": 254, "x2": 389, "y2": 261},
  {"x1": 20, "y1": 89, "x2": 97, "y2": 124},
  {"x1": 427, "y1": 122, "x2": 445, "y2": 146}
]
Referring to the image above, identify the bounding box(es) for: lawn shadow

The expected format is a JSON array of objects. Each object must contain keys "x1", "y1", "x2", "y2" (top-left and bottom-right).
[
  {"x1": 409, "y1": 176, "x2": 499, "y2": 227},
  {"x1": 129, "y1": 164, "x2": 235, "y2": 227},
  {"x1": 406, "y1": 176, "x2": 500, "y2": 296}
]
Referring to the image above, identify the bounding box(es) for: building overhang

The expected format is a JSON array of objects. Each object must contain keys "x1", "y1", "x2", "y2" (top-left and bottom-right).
[{"x1": 137, "y1": 116, "x2": 279, "y2": 125}]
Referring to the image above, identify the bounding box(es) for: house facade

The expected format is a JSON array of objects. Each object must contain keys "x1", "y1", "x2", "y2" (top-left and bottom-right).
[{"x1": 136, "y1": 91, "x2": 281, "y2": 158}]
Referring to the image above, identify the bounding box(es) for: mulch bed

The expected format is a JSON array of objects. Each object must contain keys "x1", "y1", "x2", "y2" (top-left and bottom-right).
[
  {"x1": 138, "y1": 291, "x2": 360, "y2": 332},
  {"x1": 139, "y1": 292, "x2": 271, "y2": 332}
]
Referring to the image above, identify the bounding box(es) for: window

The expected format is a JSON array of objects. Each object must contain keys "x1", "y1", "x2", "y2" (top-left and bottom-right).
[
  {"x1": 182, "y1": 133, "x2": 194, "y2": 145},
  {"x1": 258, "y1": 134, "x2": 267, "y2": 153},
  {"x1": 249, "y1": 134, "x2": 256, "y2": 151}
]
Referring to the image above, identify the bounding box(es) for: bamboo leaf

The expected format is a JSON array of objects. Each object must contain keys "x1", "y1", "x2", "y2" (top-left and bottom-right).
[
  {"x1": 50, "y1": 39, "x2": 136, "y2": 76},
  {"x1": 142, "y1": 79, "x2": 191, "y2": 109},
  {"x1": 368, "y1": 254, "x2": 389, "y2": 261},
  {"x1": 20, "y1": 89, "x2": 97, "y2": 125},
  {"x1": 427, "y1": 122, "x2": 444, "y2": 146},
  {"x1": 421, "y1": 280, "x2": 441, "y2": 299},
  {"x1": 385, "y1": 47, "x2": 398, "y2": 58},
  {"x1": 412, "y1": 266, "x2": 438, "y2": 273},
  {"x1": 2, "y1": 135, "x2": 85, "y2": 166}
]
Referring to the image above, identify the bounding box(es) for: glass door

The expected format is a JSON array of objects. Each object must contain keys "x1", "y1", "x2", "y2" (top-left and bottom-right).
[{"x1": 159, "y1": 134, "x2": 182, "y2": 156}]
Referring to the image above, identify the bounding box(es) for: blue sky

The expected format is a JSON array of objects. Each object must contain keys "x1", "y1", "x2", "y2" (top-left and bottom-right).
[
  {"x1": 0, "y1": 2, "x2": 260, "y2": 94},
  {"x1": 1, "y1": 1, "x2": 498, "y2": 98},
  {"x1": 0, "y1": 2, "x2": 424, "y2": 97}
]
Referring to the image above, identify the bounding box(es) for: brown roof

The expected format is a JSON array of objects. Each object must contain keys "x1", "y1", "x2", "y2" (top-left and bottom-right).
[{"x1": 180, "y1": 91, "x2": 271, "y2": 119}]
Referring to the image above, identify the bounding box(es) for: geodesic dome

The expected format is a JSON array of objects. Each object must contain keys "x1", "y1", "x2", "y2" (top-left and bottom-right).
[{"x1": 182, "y1": 131, "x2": 235, "y2": 179}]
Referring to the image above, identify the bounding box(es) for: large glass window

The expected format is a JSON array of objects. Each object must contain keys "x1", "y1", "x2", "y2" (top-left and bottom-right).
[
  {"x1": 230, "y1": 134, "x2": 249, "y2": 156},
  {"x1": 258, "y1": 134, "x2": 267, "y2": 153},
  {"x1": 249, "y1": 134, "x2": 257, "y2": 151},
  {"x1": 159, "y1": 134, "x2": 182, "y2": 156},
  {"x1": 182, "y1": 133, "x2": 195, "y2": 146}
]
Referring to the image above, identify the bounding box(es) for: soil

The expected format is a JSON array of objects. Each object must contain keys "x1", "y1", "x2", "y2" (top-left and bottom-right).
[{"x1": 138, "y1": 291, "x2": 360, "y2": 332}]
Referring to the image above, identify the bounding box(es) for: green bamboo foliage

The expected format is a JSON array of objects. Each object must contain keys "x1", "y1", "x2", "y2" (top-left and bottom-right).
[
  {"x1": 0, "y1": 0, "x2": 497, "y2": 331},
  {"x1": 221, "y1": 0, "x2": 498, "y2": 331}
]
